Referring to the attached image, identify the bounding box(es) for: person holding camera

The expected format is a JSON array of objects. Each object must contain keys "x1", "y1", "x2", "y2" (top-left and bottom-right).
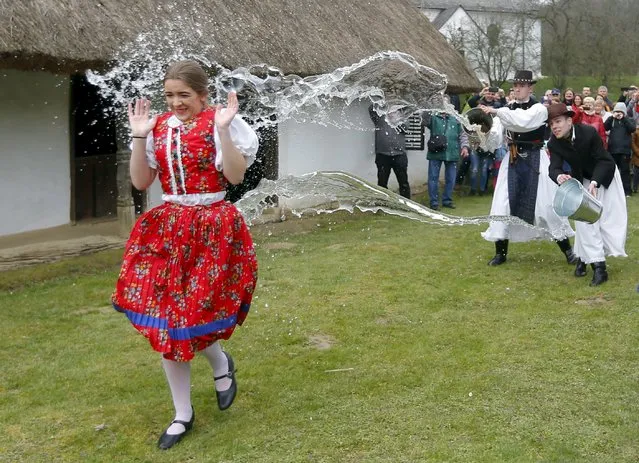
[
  {"x1": 604, "y1": 102, "x2": 637, "y2": 196},
  {"x1": 478, "y1": 70, "x2": 576, "y2": 266},
  {"x1": 618, "y1": 85, "x2": 637, "y2": 105},
  {"x1": 467, "y1": 86, "x2": 504, "y2": 109},
  {"x1": 579, "y1": 97, "x2": 608, "y2": 148},
  {"x1": 425, "y1": 112, "x2": 469, "y2": 210}
]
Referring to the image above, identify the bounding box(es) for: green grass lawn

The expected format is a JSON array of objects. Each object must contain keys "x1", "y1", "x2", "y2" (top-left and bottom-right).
[{"x1": 1, "y1": 193, "x2": 638, "y2": 462}]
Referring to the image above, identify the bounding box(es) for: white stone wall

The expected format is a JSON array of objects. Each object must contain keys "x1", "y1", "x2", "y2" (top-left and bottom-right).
[{"x1": 0, "y1": 70, "x2": 71, "y2": 236}]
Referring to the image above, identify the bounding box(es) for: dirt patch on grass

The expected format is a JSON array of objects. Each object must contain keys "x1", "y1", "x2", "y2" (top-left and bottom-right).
[
  {"x1": 574, "y1": 296, "x2": 611, "y2": 306},
  {"x1": 0, "y1": 236, "x2": 125, "y2": 272},
  {"x1": 307, "y1": 334, "x2": 336, "y2": 350}
]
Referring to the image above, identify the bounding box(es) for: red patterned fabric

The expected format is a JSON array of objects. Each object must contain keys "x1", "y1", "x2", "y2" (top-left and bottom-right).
[{"x1": 112, "y1": 109, "x2": 257, "y2": 361}]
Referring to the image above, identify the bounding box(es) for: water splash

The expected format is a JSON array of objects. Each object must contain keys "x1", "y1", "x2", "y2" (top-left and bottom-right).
[
  {"x1": 88, "y1": 46, "x2": 456, "y2": 131},
  {"x1": 236, "y1": 171, "x2": 535, "y2": 230},
  {"x1": 83, "y1": 11, "x2": 496, "y2": 228}
]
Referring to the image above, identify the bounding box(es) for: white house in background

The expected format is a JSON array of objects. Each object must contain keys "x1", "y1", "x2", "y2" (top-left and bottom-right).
[{"x1": 414, "y1": 0, "x2": 542, "y2": 85}]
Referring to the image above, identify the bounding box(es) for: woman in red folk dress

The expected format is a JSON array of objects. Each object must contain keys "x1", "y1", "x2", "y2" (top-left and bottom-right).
[{"x1": 112, "y1": 60, "x2": 258, "y2": 450}]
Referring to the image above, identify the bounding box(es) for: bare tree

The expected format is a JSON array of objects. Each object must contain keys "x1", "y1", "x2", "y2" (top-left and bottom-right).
[
  {"x1": 539, "y1": 0, "x2": 639, "y2": 87},
  {"x1": 446, "y1": 15, "x2": 538, "y2": 88},
  {"x1": 537, "y1": 0, "x2": 586, "y2": 88}
]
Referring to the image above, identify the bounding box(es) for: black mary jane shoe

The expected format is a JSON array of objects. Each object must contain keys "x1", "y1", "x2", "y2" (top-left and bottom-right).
[
  {"x1": 215, "y1": 352, "x2": 237, "y2": 411},
  {"x1": 158, "y1": 409, "x2": 195, "y2": 450}
]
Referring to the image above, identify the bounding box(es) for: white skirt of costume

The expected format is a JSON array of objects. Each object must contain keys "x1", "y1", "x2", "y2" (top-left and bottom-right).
[
  {"x1": 482, "y1": 149, "x2": 575, "y2": 242},
  {"x1": 574, "y1": 169, "x2": 627, "y2": 263}
]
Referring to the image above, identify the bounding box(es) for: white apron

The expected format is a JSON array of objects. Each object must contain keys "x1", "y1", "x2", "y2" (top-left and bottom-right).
[
  {"x1": 482, "y1": 149, "x2": 575, "y2": 242},
  {"x1": 574, "y1": 169, "x2": 627, "y2": 263}
]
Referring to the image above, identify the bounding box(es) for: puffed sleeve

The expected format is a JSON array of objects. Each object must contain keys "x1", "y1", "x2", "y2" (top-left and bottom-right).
[
  {"x1": 214, "y1": 110, "x2": 259, "y2": 171},
  {"x1": 495, "y1": 103, "x2": 548, "y2": 133},
  {"x1": 129, "y1": 135, "x2": 157, "y2": 169}
]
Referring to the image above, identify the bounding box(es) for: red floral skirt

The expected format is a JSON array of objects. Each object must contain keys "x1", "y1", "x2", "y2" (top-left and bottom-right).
[{"x1": 112, "y1": 201, "x2": 257, "y2": 361}]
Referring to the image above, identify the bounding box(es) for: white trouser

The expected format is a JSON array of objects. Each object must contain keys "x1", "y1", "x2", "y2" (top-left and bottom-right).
[{"x1": 574, "y1": 170, "x2": 627, "y2": 264}]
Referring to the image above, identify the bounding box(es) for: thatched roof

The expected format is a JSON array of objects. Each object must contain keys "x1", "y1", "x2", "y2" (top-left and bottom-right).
[{"x1": 0, "y1": 0, "x2": 480, "y2": 92}]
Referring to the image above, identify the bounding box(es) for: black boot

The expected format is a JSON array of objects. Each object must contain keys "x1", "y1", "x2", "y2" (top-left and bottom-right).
[
  {"x1": 574, "y1": 259, "x2": 587, "y2": 277},
  {"x1": 556, "y1": 238, "x2": 578, "y2": 264},
  {"x1": 564, "y1": 249, "x2": 578, "y2": 265},
  {"x1": 590, "y1": 262, "x2": 608, "y2": 286},
  {"x1": 488, "y1": 239, "x2": 508, "y2": 266}
]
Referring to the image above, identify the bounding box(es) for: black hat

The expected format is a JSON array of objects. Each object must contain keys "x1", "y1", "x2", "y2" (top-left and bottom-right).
[{"x1": 511, "y1": 70, "x2": 536, "y2": 85}]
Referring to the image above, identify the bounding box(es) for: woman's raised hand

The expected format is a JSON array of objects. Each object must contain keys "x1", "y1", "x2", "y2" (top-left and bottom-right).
[
  {"x1": 128, "y1": 98, "x2": 158, "y2": 137},
  {"x1": 215, "y1": 92, "x2": 239, "y2": 130}
]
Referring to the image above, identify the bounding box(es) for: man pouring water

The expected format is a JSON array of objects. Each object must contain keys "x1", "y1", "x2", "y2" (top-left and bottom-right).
[{"x1": 547, "y1": 103, "x2": 627, "y2": 286}]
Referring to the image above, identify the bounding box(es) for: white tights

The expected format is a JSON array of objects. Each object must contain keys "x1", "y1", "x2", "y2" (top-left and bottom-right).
[{"x1": 161, "y1": 341, "x2": 231, "y2": 435}]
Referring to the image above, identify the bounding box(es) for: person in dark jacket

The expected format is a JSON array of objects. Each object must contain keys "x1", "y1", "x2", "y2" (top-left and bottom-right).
[
  {"x1": 369, "y1": 105, "x2": 411, "y2": 198},
  {"x1": 547, "y1": 103, "x2": 627, "y2": 286},
  {"x1": 467, "y1": 86, "x2": 503, "y2": 109},
  {"x1": 604, "y1": 102, "x2": 637, "y2": 196}
]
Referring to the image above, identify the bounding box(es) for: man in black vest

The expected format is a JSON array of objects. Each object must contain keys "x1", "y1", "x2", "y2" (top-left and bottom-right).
[
  {"x1": 547, "y1": 103, "x2": 627, "y2": 286},
  {"x1": 478, "y1": 70, "x2": 576, "y2": 266}
]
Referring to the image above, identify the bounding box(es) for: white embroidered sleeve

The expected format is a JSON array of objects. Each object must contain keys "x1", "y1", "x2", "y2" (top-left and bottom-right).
[
  {"x1": 129, "y1": 135, "x2": 157, "y2": 169},
  {"x1": 214, "y1": 110, "x2": 260, "y2": 171},
  {"x1": 495, "y1": 104, "x2": 548, "y2": 133}
]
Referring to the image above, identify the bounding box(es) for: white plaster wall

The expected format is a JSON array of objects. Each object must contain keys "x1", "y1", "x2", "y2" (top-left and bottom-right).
[
  {"x1": 0, "y1": 70, "x2": 71, "y2": 236},
  {"x1": 278, "y1": 100, "x2": 428, "y2": 198}
]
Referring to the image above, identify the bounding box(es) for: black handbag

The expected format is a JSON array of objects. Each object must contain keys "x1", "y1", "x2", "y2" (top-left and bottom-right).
[{"x1": 427, "y1": 118, "x2": 449, "y2": 153}]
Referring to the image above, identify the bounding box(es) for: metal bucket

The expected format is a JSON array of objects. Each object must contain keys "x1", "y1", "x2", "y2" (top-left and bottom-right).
[{"x1": 552, "y1": 178, "x2": 603, "y2": 224}]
